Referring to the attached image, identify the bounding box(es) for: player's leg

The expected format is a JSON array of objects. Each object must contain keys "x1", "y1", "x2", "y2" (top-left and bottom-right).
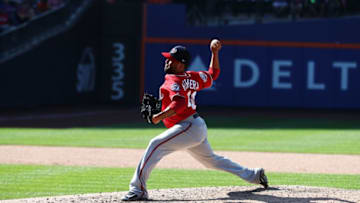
[
  {"x1": 125, "y1": 120, "x2": 203, "y2": 200},
  {"x1": 186, "y1": 118, "x2": 267, "y2": 187},
  {"x1": 187, "y1": 138, "x2": 259, "y2": 182}
]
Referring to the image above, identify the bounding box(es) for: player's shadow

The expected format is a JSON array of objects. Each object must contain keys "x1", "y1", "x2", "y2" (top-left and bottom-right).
[
  {"x1": 152, "y1": 187, "x2": 356, "y2": 203},
  {"x1": 221, "y1": 187, "x2": 356, "y2": 203}
]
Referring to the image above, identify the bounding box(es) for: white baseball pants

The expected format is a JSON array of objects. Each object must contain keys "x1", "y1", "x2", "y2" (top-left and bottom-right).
[{"x1": 128, "y1": 114, "x2": 259, "y2": 197}]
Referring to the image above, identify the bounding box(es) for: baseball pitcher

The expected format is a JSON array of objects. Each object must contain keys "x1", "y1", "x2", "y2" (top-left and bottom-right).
[{"x1": 122, "y1": 39, "x2": 268, "y2": 201}]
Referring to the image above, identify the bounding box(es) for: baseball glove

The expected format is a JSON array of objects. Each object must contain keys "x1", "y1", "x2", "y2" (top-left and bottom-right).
[{"x1": 141, "y1": 93, "x2": 161, "y2": 124}]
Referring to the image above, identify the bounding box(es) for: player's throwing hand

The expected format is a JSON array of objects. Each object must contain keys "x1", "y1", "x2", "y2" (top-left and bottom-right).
[{"x1": 210, "y1": 39, "x2": 222, "y2": 53}]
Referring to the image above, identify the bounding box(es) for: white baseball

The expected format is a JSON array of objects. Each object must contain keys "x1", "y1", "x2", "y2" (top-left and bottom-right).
[
  {"x1": 211, "y1": 39, "x2": 219, "y2": 46},
  {"x1": 210, "y1": 39, "x2": 221, "y2": 51}
]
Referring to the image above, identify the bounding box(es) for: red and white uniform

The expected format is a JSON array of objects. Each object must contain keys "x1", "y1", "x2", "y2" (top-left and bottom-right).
[
  {"x1": 159, "y1": 70, "x2": 213, "y2": 128},
  {"x1": 128, "y1": 67, "x2": 262, "y2": 198}
]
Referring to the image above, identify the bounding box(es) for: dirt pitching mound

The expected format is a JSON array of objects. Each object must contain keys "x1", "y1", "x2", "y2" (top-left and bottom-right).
[{"x1": 3, "y1": 186, "x2": 360, "y2": 203}]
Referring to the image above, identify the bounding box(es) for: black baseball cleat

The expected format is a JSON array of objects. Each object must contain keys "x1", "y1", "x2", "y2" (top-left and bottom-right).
[
  {"x1": 121, "y1": 192, "x2": 148, "y2": 201},
  {"x1": 259, "y1": 168, "x2": 269, "y2": 189}
]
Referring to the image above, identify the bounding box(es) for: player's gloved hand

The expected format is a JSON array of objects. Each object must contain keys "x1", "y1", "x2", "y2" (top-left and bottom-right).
[{"x1": 141, "y1": 93, "x2": 162, "y2": 124}]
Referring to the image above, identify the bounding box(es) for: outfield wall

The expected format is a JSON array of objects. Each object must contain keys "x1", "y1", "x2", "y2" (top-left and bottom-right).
[
  {"x1": 0, "y1": 1, "x2": 142, "y2": 108},
  {"x1": 1, "y1": 2, "x2": 360, "y2": 109},
  {"x1": 143, "y1": 4, "x2": 360, "y2": 108},
  {"x1": 0, "y1": 1, "x2": 102, "y2": 108}
]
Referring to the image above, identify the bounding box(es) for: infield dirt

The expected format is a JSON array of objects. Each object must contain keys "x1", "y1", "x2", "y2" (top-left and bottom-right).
[
  {"x1": 3, "y1": 186, "x2": 360, "y2": 203},
  {"x1": 1, "y1": 145, "x2": 360, "y2": 174}
]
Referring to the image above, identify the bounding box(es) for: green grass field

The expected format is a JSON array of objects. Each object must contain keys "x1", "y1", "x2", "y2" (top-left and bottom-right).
[
  {"x1": 0, "y1": 117, "x2": 359, "y2": 154},
  {"x1": 0, "y1": 165, "x2": 359, "y2": 200},
  {"x1": 0, "y1": 115, "x2": 359, "y2": 200}
]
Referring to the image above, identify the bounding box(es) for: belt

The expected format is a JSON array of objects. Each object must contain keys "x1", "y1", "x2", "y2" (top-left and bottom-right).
[{"x1": 193, "y1": 113, "x2": 199, "y2": 119}]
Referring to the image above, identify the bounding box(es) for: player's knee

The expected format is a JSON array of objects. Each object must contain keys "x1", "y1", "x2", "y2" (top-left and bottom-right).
[
  {"x1": 148, "y1": 137, "x2": 162, "y2": 148},
  {"x1": 200, "y1": 155, "x2": 221, "y2": 169}
]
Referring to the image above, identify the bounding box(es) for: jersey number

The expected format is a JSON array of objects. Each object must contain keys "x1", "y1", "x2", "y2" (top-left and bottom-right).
[{"x1": 187, "y1": 91, "x2": 197, "y2": 110}]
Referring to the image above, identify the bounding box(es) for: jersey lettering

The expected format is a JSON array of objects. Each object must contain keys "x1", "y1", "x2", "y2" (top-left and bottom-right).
[
  {"x1": 182, "y1": 79, "x2": 199, "y2": 91},
  {"x1": 160, "y1": 72, "x2": 208, "y2": 128},
  {"x1": 187, "y1": 91, "x2": 197, "y2": 110}
]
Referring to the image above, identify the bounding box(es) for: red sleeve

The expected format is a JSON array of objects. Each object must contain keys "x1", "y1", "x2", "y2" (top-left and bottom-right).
[
  {"x1": 208, "y1": 66, "x2": 220, "y2": 80},
  {"x1": 168, "y1": 96, "x2": 186, "y2": 114},
  {"x1": 196, "y1": 71, "x2": 212, "y2": 89},
  {"x1": 163, "y1": 81, "x2": 187, "y2": 113},
  {"x1": 167, "y1": 82, "x2": 185, "y2": 100}
]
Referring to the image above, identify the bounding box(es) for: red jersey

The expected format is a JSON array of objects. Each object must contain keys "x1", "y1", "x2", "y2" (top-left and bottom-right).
[{"x1": 159, "y1": 70, "x2": 213, "y2": 128}]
